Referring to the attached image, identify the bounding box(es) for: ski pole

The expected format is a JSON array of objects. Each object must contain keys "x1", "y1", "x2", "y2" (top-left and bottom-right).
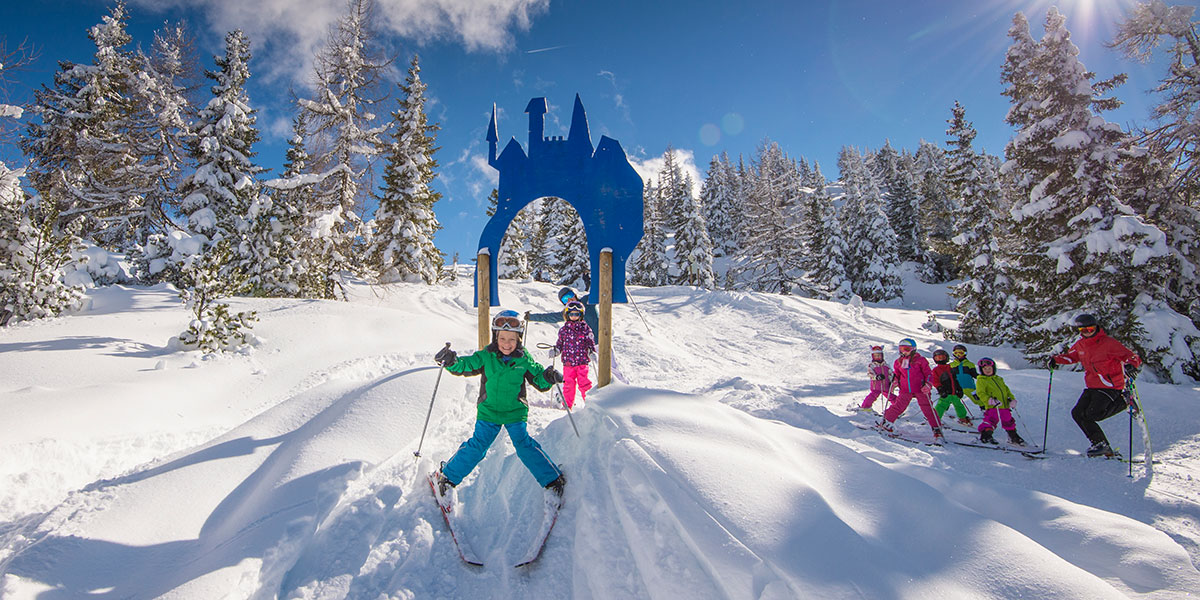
[
  {"x1": 1042, "y1": 370, "x2": 1053, "y2": 453},
  {"x1": 536, "y1": 343, "x2": 581, "y2": 438},
  {"x1": 553, "y1": 354, "x2": 581, "y2": 438},
  {"x1": 1128, "y1": 405, "x2": 1133, "y2": 478},
  {"x1": 414, "y1": 342, "x2": 451, "y2": 461},
  {"x1": 627, "y1": 290, "x2": 652, "y2": 334}
]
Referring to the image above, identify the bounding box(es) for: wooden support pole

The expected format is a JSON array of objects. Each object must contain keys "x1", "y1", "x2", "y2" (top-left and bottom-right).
[
  {"x1": 477, "y1": 250, "x2": 491, "y2": 350},
  {"x1": 598, "y1": 249, "x2": 613, "y2": 387}
]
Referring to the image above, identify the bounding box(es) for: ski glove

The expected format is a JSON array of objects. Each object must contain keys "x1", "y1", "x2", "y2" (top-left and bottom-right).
[
  {"x1": 1124, "y1": 391, "x2": 1139, "y2": 414},
  {"x1": 1046, "y1": 357, "x2": 1059, "y2": 371},
  {"x1": 1124, "y1": 364, "x2": 1140, "y2": 380},
  {"x1": 920, "y1": 383, "x2": 932, "y2": 396},
  {"x1": 548, "y1": 347, "x2": 559, "y2": 359},
  {"x1": 435, "y1": 347, "x2": 457, "y2": 367},
  {"x1": 588, "y1": 351, "x2": 597, "y2": 364},
  {"x1": 987, "y1": 398, "x2": 1000, "y2": 407},
  {"x1": 543, "y1": 366, "x2": 564, "y2": 384}
]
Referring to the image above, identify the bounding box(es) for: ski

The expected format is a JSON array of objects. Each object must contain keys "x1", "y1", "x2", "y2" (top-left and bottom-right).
[
  {"x1": 1028, "y1": 450, "x2": 1157, "y2": 464},
  {"x1": 427, "y1": 472, "x2": 484, "y2": 567},
  {"x1": 851, "y1": 420, "x2": 943, "y2": 446},
  {"x1": 514, "y1": 484, "x2": 565, "y2": 568},
  {"x1": 948, "y1": 438, "x2": 1045, "y2": 457},
  {"x1": 1128, "y1": 380, "x2": 1154, "y2": 477}
]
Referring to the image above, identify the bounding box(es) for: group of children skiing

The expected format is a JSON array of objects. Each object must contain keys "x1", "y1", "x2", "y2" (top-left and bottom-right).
[
  {"x1": 855, "y1": 339, "x2": 1023, "y2": 446},
  {"x1": 855, "y1": 313, "x2": 1142, "y2": 457}
]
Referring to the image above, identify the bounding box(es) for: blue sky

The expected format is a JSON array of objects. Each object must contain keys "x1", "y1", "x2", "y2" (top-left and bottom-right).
[{"x1": 1, "y1": 0, "x2": 1193, "y2": 261}]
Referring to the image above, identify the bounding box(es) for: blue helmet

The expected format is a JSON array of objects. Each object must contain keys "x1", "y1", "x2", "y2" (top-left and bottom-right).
[{"x1": 898, "y1": 338, "x2": 916, "y2": 350}]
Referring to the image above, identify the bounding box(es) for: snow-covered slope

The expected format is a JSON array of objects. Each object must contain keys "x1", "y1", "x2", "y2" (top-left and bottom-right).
[{"x1": 1, "y1": 273, "x2": 1198, "y2": 598}]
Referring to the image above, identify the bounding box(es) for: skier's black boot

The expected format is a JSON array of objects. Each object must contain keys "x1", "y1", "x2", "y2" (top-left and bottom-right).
[
  {"x1": 980, "y1": 428, "x2": 998, "y2": 445},
  {"x1": 1006, "y1": 429, "x2": 1026, "y2": 446},
  {"x1": 1086, "y1": 440, "x2": 1114, "y2": 458},
  {"x1": 545, "y1": 473, "x2": 566, "y2": 498}
]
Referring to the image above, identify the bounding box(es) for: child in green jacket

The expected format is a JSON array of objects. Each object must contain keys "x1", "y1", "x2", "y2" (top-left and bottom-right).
[
  {"x1": 431, "y1": 310, "x2": 567, "y2": 503},
  {"x1": 971, "y1": 358, "x2": 1026, "y2": 446}
]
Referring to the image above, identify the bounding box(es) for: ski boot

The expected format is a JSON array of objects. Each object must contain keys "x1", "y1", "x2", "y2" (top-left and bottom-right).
[
  {"x1": 1086, "y1": 440, "x2": 1115, "y2": 458},
  {"x1": 979, "y1": 428, "x2": 998, "y2": 445},
  {"x1": 932, "y1": 427, "x2": 945, "y2": 445},
  {"x1": 544, "y1": 473, "x2": 566, "y2": 500},
  {"x1": 433, "y1": 463, "x2": 457, "y2": 507},
  {"x1": 873, "y1": 419, "x2": 894, "y2": 433},
  {"x1": 1006, "y1": 429, "x2": 1026, "y2": 446}
]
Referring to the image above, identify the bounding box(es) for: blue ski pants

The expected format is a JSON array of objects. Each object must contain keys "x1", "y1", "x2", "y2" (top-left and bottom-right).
[{"x1": 442, "y1": 420, "x2": 561, "y2": 487}]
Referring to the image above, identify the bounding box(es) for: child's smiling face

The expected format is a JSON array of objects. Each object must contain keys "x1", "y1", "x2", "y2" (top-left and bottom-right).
[{"x1": 496, "y1": 330, "x2": 520, "y2": 355}]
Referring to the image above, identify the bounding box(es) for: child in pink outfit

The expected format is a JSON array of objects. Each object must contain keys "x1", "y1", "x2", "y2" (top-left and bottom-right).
[
  {"x1": 551, "y1": 300, "x2": 595, "y2": 408},
  {"x1": 877, "y1": 338, "x2": 944, "y2": 443},
  {"x1": 858, "y1": 345, "x2": 895, "y2": 412}
]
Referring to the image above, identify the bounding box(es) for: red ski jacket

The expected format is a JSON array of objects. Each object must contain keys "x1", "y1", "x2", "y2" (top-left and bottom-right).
[{"x1": 1051, "y1": 329, "x2": 1142, "y2": 390}]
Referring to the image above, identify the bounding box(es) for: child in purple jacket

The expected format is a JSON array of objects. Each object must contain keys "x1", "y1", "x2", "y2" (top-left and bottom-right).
[
  {"x1": 855, "y1": 345, "x2": 895, "y2": 412},
  {"x1": 550, "y1": 300, "x2": 596, "y2": 408}
]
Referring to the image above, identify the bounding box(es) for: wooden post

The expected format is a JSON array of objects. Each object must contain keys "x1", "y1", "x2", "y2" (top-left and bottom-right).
[
  {"x1": 598, "y1": 249, "x2": 613, "y2": 387},
  {"x1": 477, "y1": 250, "x2": 491, "y2": 350}
]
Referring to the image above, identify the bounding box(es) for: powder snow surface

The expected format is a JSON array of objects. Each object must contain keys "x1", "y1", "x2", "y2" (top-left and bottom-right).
[{"x1": 1, "y1": 269, "x2": 1198, "y2": 599}]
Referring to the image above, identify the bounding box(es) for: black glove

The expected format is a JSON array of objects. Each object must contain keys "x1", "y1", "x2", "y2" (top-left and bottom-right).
[
  {"x1": 1046, "y1": 357, "x2": 1059, "y2": 371},
  {"x1": 435, "y1": 346, "x2": 457, "y2": 367},
  {"x1": 543, "y1": 366, "x2": 564, "y2": 384},
  {"x1": 1124, "y1": 364, "x2": 1140, "y2": 380}
]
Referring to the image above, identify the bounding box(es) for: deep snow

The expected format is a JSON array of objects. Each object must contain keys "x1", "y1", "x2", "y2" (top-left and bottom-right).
[{"x1": 1, "y1": 270, "x2": 1198, "y2": 599}]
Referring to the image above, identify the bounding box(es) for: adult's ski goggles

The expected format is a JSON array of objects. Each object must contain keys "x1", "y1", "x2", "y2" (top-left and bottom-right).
[{"x1": 1077, "y1": 325, "x2": 1098, "y2": 335}]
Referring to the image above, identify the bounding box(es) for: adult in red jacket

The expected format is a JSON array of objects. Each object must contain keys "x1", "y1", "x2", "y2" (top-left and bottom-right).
[{"x1": 1048, "y1": 313, "x2": 1143, "y2": 457}]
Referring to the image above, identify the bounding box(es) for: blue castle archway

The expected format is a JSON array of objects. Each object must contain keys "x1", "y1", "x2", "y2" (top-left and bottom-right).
[{"x1": 475, "y1": 94, "x2": 644, "y2": 306}]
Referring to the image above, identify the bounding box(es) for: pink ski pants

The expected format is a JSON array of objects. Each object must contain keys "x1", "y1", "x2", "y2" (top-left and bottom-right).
[
  {"x1": 562, "y1": 364, "x2": 592, "y2": 408},
  {"x1": 884, "y1": 389, "x2": 941, "y2": 433}
]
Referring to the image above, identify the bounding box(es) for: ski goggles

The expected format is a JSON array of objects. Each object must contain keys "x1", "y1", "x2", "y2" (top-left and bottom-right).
[
  {"x1": 565, "y1": 300, "x2": 585, "y2": 312},
  {"x1": 492, "y1": 315, "x2": 523, "y2": 331},
  {"x1": 952, "y1": 349, "x2": 966, "y2": 357},
  {"x1": 1077, "y1": 325, "x2": 1098, "y2": 335},
  {"x1": 898, "y1": 345, "x2": 914, "y2": 354}
]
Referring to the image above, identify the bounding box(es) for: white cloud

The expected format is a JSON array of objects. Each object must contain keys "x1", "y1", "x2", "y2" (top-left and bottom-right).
[
  {"x1": 133, "y1": 0, "x2": 550, "y2": 85},
  {"x1": 629, "y1": 147, "x2": 702, "y2": 198}
]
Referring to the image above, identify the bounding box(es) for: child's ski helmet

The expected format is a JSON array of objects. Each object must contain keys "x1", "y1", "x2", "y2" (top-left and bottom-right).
[
  {"x1": 563, "y1": 300, "x2": 585, "y2": 320},
  {"x1": 932, "y1": 349, "x2": 950, "y2": 364},
  {"x1": 558, "y1": 287, "x2": 576, "y2": 305},
  {"x1": 870, "y1": 345, "x2": 884, "y2": 359},
  {"x1": 491, "y1": 309, "x2": 525, "y2": 335},
  {"x1": 977, "y1": 357, "x2": 996, "y2": 372},
  {"x1": 898, "y1": 338, "x2": 916, "y2": 351}
]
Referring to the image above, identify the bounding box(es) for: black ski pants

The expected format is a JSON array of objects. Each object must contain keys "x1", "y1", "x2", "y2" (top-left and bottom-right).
[{"x1": 1071, "y1": 388, "x2": 1126, "y2": 445}]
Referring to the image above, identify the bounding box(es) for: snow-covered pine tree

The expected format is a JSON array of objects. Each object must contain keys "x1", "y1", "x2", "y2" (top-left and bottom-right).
[
  {"x1": 242, "y1": 114, "x2": 311, "y2": 297},
  {"x1": 1002, "y1": 8, "x2": 1193, "y2": 380},
  {"x1": 543, "y1": 197, "x2": 590, "y2": 288},
  {"x1": 138, "y1": 22, "x2": 197, "y2": 220},
  {"x1": 948, "y1": 155, "x2": 1021, "y2": 345},
  {"x1": 499, "y1": 199, "x2": 535, "y2": 280},
  {"x1": 913, "y1": 140, "x2": 955, "y2": 280},
  {"x1": 163, "y1": 29, "x2": 262, "y2": 289},
  {"x1": 730, "y1": 140, "x2": 805, "y2": 294},
  {"x1": 22, "y1": 1, "x2": 168, "y2": 249},
  {"x1": 672, "y1": 171, "x2": 715, "y2": 288},
  {"x1": 629, "y1": 179, "x2": 670, "y2": 286},
  {"x1": 526, "y1": 198, "x2": 553, "y2": 283},
  {"x1": 837, "y1": 146, "x2": 902, "y2": 302},
  {"x1": 0, "y1": 164, "x2": 86, "y2": 325},
  {"x1": 365, "y1": 55, "x2": 443, "y2": 284},
  {"x1": 298, "y1": 0, "x2": 390, "y2": 298},
  {"x1": 797, "y1": 161, "x2": 852, "y2": 299},
  {"x1": 700, "y1": 152, "x2": 740, "y2": 257},
  {"x1": 875, "y1": 141, "x2": 928, "y2": 269}
]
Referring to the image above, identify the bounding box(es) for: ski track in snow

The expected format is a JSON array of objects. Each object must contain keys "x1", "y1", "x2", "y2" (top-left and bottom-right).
[{"x1": 2, "y1": 273, "x2": 1199, "y2": 598}]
